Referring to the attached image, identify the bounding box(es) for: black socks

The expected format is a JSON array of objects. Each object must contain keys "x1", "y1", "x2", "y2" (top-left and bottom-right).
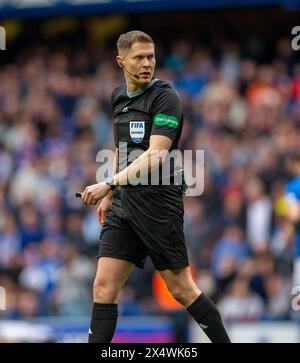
[
  {"x1": 88, "y1": 295, "x2": 230, "y2": 343},
  {"x1": 187, "y1": 293, "x2": 231, "y2": 343},
  {"x1": 88, "y1": 303, "x2": 118, "y2": 343}
]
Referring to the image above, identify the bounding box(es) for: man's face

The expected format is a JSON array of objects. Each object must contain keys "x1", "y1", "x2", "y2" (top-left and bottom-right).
[{"x1": 120, "y1": 42, "x2": 156, "y2": 85}]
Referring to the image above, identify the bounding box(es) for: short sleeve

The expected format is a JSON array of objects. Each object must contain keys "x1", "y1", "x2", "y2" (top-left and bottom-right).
[
  {"x1": 285, "y1": 182, "x2": 300, "y2": 205},
  {"x1": 151, "y1": 87, "x2": 182, "y2": 141}
]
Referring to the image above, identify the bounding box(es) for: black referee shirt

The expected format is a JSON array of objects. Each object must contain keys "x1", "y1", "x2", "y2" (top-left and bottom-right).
[{"x1": 111, "y1": 78, "x2": 183, "y2": 185}]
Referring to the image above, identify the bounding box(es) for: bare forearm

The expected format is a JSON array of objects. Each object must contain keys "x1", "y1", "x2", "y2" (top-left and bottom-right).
[
  {"x1": 114, "y1": 148, "x2": 164, "y2": 187},
  {"x1": 81, "y1": 136, "x2": 172, "y2": 205}
]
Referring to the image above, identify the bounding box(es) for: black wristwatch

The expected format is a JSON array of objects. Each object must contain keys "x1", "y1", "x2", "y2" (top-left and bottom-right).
[{"x1": 104, "y1": 176, "x2": 116, "y2": 190}]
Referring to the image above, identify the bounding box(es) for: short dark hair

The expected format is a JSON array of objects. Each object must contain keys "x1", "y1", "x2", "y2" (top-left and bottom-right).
[{"x1": 117, "y1": 30, "x2": 154, "y2": 54}]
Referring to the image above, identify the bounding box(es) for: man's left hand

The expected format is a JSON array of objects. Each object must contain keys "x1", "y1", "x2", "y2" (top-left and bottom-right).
[{"x1": 82, "y1": 182, "x2": 111, "y2": 205}]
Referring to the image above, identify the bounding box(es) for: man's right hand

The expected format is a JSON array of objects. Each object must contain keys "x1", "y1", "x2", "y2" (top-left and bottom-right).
[{"x1": 97, "y1": 192, "x2": 114, "y2": 224}]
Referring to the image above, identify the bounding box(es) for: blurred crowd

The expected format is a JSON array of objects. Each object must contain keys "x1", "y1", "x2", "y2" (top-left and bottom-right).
[{"x1": 0, "y1": 32, "x2": 300, "y2": 324}]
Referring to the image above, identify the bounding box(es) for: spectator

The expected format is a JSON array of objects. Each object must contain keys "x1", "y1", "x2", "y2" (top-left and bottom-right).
[{"x1": 218, "y1": 276, "x2": 264, "y2": 322}]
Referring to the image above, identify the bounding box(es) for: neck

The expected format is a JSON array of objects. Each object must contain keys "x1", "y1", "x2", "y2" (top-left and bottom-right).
[{"x1": 126, "y1": 76, "x2": 141, "y2": 93}]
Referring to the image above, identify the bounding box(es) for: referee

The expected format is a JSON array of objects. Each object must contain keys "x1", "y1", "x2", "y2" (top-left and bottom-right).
[{"x1": 80, "y1": 30, "x2": 231, "y2": 343}]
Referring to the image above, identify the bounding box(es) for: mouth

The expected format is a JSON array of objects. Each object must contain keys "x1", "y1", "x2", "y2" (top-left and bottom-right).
[{"x1": 139, "y1": 71, "x2": 151, "y2": 79}]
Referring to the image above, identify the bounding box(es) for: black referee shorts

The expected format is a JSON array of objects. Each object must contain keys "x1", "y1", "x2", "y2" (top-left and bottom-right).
[{"x1": 98, "y1": 185, "x2": 189, "y2": 270}]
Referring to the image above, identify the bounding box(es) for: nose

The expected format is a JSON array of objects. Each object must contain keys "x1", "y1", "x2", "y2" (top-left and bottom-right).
[{"x1": 143, "y1": 58, "x2": 151, "y2": 68}]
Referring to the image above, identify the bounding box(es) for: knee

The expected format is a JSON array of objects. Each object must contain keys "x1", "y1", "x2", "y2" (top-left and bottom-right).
[{"x1": 93, "y1": 277, "x2": 120, "y2": 303}]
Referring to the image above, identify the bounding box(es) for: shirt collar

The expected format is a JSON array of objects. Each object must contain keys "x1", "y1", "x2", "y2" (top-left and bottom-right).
[{"x1": 127, "y1": 78, "x2": 158, "y2": 98}]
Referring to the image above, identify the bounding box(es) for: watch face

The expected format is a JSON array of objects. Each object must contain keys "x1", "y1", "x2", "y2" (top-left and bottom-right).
[{"x1": 105, "y1": 177, "x2": 114, "y2": 185}]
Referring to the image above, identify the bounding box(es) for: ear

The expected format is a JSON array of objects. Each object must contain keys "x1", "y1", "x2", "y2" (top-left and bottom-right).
[{"x1": 116, "y1": 55, "x2": 123, "y2": 68}]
